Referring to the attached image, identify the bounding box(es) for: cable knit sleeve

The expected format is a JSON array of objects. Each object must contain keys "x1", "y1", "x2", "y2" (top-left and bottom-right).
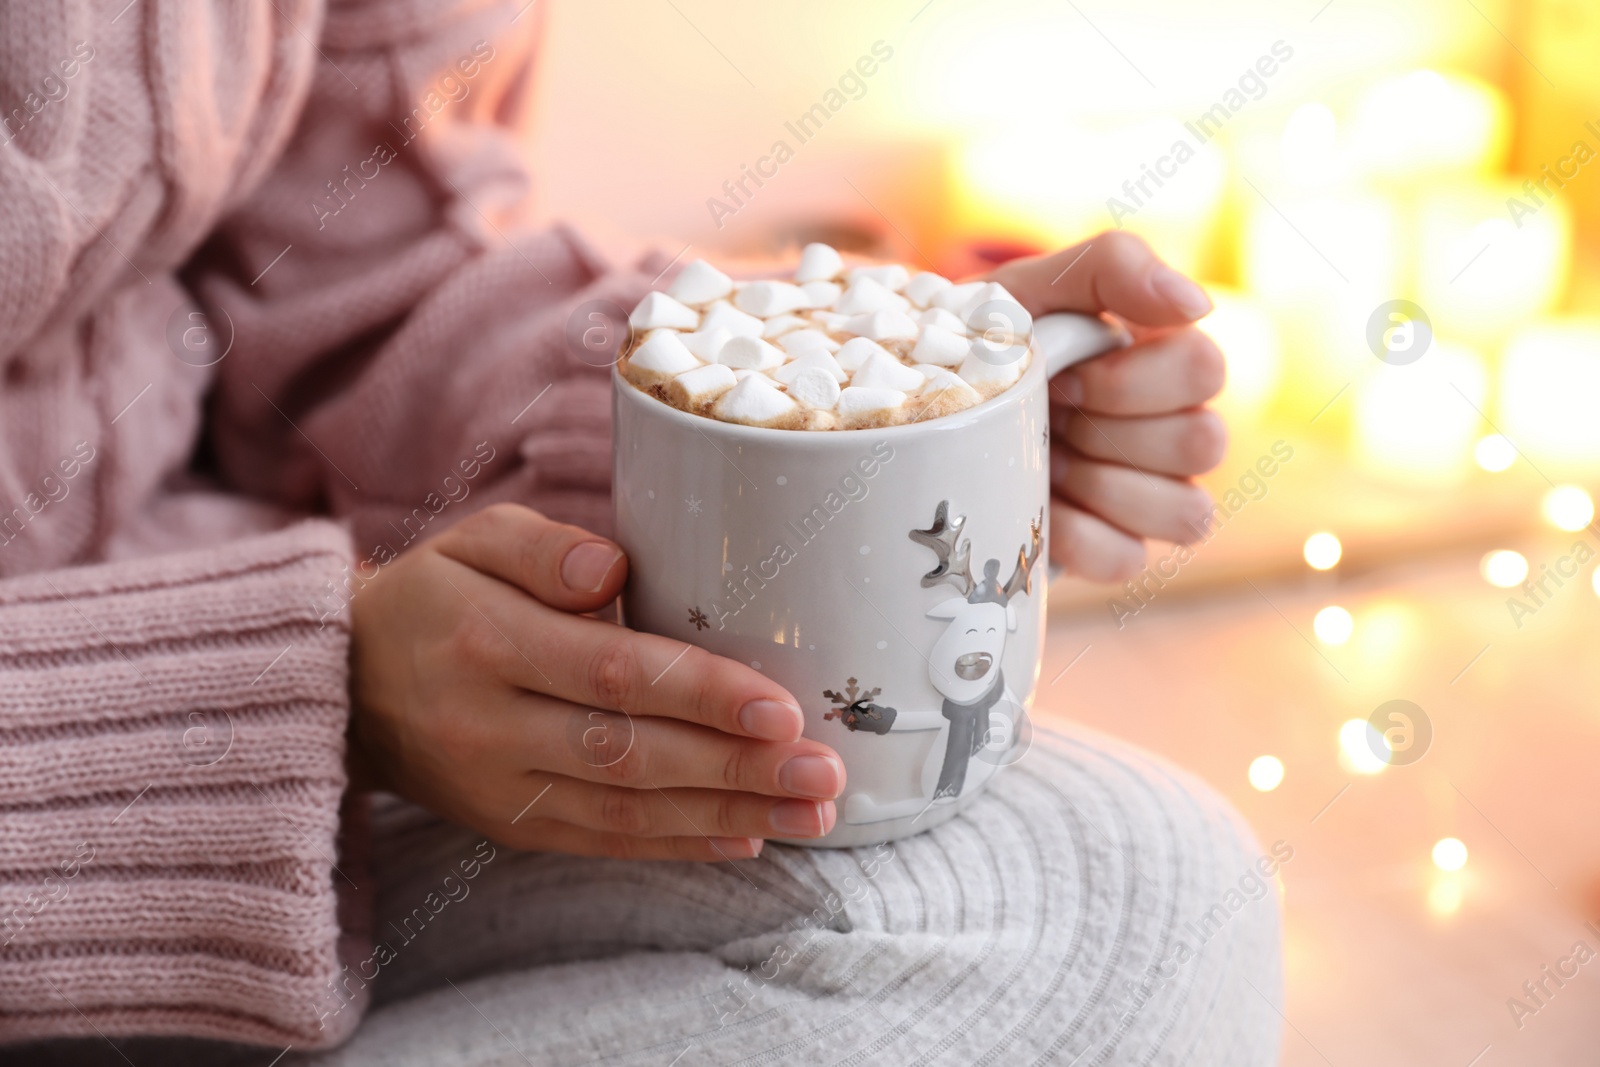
[
  {"x1": 191, "y1": 0, "x2": 653, "y2": 553},
  {"x1": 0, "y1": 521, "x2": 369, "y2": 1048}
]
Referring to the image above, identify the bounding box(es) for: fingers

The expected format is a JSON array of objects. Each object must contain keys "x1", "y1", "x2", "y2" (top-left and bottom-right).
[
  {"x1": 1050, "y1": 327, "x2": 1225, "y2": 417},
  {"x1": 1052, "y1": 408, "x2": 1228, "y2": 478},
  {"x1": 1052, "y1": 452, "x2": 1215, "y2": 545},
  {"x1": 987, "y1": 231, "x2": 1212, "y2": 328},
  {"x1": 439, "y1": 516, "x2": 808, "y2": 743},
  {"x1": 1048, "y1": 501, "x2": 1148, "y2": 582},
  {"x1": 504, "y1": 609, "x2": 808, "y2": 742},
  {"x1": 441, "y1": 503, "x2": 628, "y2": 614},
  {"x1": 514, "y1": 698, "x2": 847, "y2": 800},
  {"x1": 503, "y1": 820, "x2": 768, "y2": 862},
  {"x1": 504, "y1": 775, "x2": 837, "y2": 842}
]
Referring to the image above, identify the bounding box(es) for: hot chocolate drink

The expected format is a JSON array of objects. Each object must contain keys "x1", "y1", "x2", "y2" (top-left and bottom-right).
[{"x1": 619, "y1": 245, "x2": 1034, "y2": 430}]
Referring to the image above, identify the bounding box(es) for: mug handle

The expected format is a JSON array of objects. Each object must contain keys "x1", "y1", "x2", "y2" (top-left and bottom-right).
[
  {"x1": 1035, "y1": 313, "x2": 1131, "y2": 583},
  {"x1": 1035, "y1": 312, "x2": 1132, "y2": 379}
]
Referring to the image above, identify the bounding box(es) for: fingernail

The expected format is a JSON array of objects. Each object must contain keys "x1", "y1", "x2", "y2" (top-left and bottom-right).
[
  {"x1": 779, "y1": 754, "x2": 845, "y2": 799},
  {"x1": 769, "y1": 799, "x2": 826, "y2": 837},
  {"x1": 1056, "y1": 369, "x2": 1085, "y2": 407},
  {"x1": 561, "y1": 542, "x2": 622, "y2": 593},
  {"x1": 1150, "y1": 265, "x2": 1213, "y2": 320},
  {"x1": 711, "y1": 836, "x2": 765, "y2": 859},
  {"x1": 739, "y1": 699, "x2": 804, "y2": 741}
]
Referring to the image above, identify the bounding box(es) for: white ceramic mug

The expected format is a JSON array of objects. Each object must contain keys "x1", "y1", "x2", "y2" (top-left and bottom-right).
[{"x1": 612, "y1": 313, "x2": 1126, "y2": 847}]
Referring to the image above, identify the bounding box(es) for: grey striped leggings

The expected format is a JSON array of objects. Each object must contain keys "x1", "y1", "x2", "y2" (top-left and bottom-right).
[{"x1": 298, "y1": 723, "x2": 1284, "y2": 1066}]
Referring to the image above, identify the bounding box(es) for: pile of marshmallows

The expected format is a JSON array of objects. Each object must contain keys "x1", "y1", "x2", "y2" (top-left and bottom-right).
[{"x1": 621, "y1": 243, "x2": 1034, "y2": 430}]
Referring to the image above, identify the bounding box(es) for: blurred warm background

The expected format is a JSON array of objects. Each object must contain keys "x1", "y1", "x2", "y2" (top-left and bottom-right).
[{"x1": 526, "y1": 2, "x2": 1599, "y2": 1063}]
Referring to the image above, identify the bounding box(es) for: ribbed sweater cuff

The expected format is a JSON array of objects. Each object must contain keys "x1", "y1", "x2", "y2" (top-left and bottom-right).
[{"x1": 0, "y1": 521, "x2": 369, "y2": 1049}]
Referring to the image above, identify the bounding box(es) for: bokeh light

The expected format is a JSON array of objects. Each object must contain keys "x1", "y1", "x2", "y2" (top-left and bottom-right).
[
  {"x1": 1313, "y1": 606, "x2": 1354, "y2": 644},
  {"x1": 1303, "y1": 532, "x2": 1343, "y2": 571},
  {"x1": 1432, "y1": 837, "x2": 1469, "y2": 872},
  {"x1": 1473, "y1": 434, "x2": 1517, "y2": 472},
  {"x1": 1428, "y1": 876, "x2": 1464, "y2": 917},
  {"x1": 1338, "y1": 718, "x2": 1387, "y2": 775},
  {"x1": 1541, "y1": 486, "x2": 1595, "y2": 532},
  {"x1": 1480, "y1": 550, "x2": 1529, "y2": 588},
  {"x1": 1248, "y1": 755, "x2": 1285, "y2": 792}
]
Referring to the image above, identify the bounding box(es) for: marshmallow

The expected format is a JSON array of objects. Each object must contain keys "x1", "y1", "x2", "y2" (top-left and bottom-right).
[
  {"x1": 836, "y1": 277, "x2": 910, "y2": 315},
  {"x1": 761, "y1": 314, "x2": 809, "y2": 339},
  {"x1": 717, "y1": 335, "x2": 787, "y2": 371},
  {"x1": 916, "y1": 307, "x2": 970, "y2": 335},
  {"x1": 835, "y1": 336, "x2": 894, "y2": 372},
  {"x1": 958, "y1": 343, "x2": 1026, "y2": 391},
  {"x1": 850, "y1": 351, "x2": 927, "y2": 393},
  {"x1": 629, "y1": 291, "x2": 699, "y2": 331},
  {"x1": 904, "y1": 271, "x2": 953, "y2": 308},
  {"x1": 919, "y1": 368, "x2": 982, "y2": 405},
  {"x1": 911, "y1": 368, "x2": 984, "y2": 419},
  {"x1": 778, "y1": 329, "x2": 841, "y2": 356},
  {"x1": 842, "y1": 310, "x2": 919, "y2": 342},
  {"x1": 801, "y1": 280, "x2": 843, "y2": 309},
  {"x1": 714, "y1": 373, "x2": 798, "y2": 425},
  {"x1": 837, "y1": 386, "x2": 907, "y2": 423},
  {"x1": 634, "y1": 254, "x2": 1036, "y2": 429},
  {"x1": 668, "y1": 362, "x2": 737, "y2": 407},
  {"x1": 931, "y1": 280, "x2": 987, "y2": 313},
  {"x1": 786, "y1": 366, "x2": 843, "y2": 409},
  {"x1": 736, "y1": 280, "x2": 812, "y2": 318},
  {"x1": 681, "y1": 328, "x2": 732, "y2": 361},
  {"x1": 701, "y1": 300, "x2": 765, "y2": 338},
  {"x1": 796, "y1": 242, "x2": 845, "y2": 283},
  {"x1": 910, "y1": 324, "x2": 970, "y2": 367},
  {"x1": 773, "y1": 348, "x2": 848, "y2": 385},
  {"x1": 630, "y1": 331, "x2": 701, "y2": 376},
  {"x1": 847, "y1": 264, "x2": 911, "y2": 292},
  {"x1": 667, "y1": 259, "x2": 734, "y2": 305},
  {"x1": 949, "y1": 281, "x2": 1000, "y2": 318},
  {"x1": 965, "y1": 295, "x2": 1034, "y2": 341},
  {"x1": 968, "y1": 327, "x2": 1032, "y2": 372}
]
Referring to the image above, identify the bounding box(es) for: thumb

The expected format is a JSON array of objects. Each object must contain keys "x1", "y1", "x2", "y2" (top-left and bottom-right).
[
  {"x1": 989, "y1": 231, "x2": 1212, "y2": 329},
  {"x1": 439, "y1": 503, "x2": 628, "y2": 613}
]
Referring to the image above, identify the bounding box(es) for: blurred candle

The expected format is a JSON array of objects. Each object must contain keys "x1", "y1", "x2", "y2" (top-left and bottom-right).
[
  {"x1": 1279, "y1": 102, "x2": 1343, "y2": 190},
  {"x1": 1501, "y1": 321, "x2": 1600, "y2": 464},
  {"x1": 1347, "y1": 70, "x2": 1511, "y2": 183},
  {"x1": 1197, "y1": 288, "x2": 1281, "y2": 423},
  {"x1": 1351, "y1": 343, "x2": 1488, "y2": 484},
  {"x1": 951, "y1": 120, "x2": 1226, "y2": 276},
  {"x1": 1415, "y1": 185, "x2": 1569, "y2": 344},
  {"x1": 1241, "y1": 192, "x2": 1401, "y2": 413}
]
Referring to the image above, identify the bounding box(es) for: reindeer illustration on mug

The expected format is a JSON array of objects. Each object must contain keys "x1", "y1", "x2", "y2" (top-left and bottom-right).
[{"x1": 833, "y1": 500, "x2": 1043, "y2": 826}]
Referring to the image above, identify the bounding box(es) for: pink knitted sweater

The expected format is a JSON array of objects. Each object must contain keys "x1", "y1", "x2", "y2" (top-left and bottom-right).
[{"x1": 0, "y1": 0, "x2": 643, "y2": 1048}]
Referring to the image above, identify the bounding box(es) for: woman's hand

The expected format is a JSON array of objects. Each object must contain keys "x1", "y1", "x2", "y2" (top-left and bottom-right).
[
  {"x1": 347, "y1": 504, "x2": 844, "y2": 860},
  {"x1": 985, "y1": 232, "x2": 1229, "y2": 582}
]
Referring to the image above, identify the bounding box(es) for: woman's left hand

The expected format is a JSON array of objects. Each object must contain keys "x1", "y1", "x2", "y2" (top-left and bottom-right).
[{"x1": 985, "y1": 232, "x2": 1229, "y2": 582}]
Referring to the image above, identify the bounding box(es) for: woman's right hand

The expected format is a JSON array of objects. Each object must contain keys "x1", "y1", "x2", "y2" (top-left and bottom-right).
[{"x1": 347, "y1": 504, "x2": 844, "y2": 860}]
